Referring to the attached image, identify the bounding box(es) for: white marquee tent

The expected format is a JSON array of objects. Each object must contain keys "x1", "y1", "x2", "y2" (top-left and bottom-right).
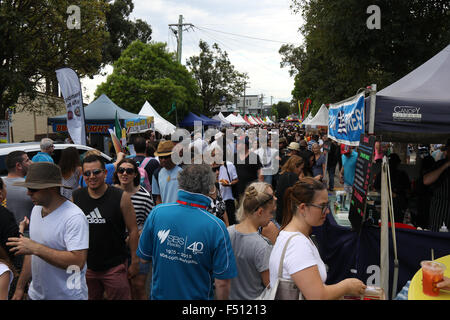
[
  {"x1": 307, "y1": 104, "x2": 329, "y2": 126},
  {"x1": 138, "y1": 101, "x2": 176, "y2": 136}
]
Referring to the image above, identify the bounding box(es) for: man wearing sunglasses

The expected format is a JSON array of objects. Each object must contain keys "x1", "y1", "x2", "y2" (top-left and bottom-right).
[
  {"x1": 72, "y1": 155, "x2": 139, "y2": 300},
  {"x1": 7, "y1": 162, "x2": 89, "y2": 300}
]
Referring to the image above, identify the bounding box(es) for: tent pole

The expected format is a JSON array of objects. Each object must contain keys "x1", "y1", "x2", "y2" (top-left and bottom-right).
[
  {"x1": 380, "y1": 156, "x2": 389, "y2": 298},
  {"x1": 369, "y1": 84, "x2": 377, "y2": 134}
]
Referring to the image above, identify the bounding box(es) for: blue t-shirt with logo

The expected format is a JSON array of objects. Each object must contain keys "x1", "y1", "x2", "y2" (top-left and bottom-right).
[
  {"x1": 151, "y1": 166, "x2": 183, "y2": 203},
  {"x1": 31, "y1": 152, "x2": 54, "y2": 163},
  {"x1": 342, "y1": 151, "x2": 358, "y2": 186},
  {"x1": 137, "y1": 189, "x2": 237, "y2": 300}
]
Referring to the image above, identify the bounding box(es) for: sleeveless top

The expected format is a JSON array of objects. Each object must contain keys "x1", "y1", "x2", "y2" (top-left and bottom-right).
[
  {"x1": 72, "y1": 186, "x2": 127, "y2": 271},
  {"x1": 61, "y1": 169, "x2": 80, "y2": 200}
]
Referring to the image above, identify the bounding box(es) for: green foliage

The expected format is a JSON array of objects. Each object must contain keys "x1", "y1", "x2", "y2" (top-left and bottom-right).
[
  {"x1": 0, "y1": 0, "x2": 109, "y2": 118},
  {"x1": 186, "y1": 40, "x2": 248, "y2": 116},
  {"x1": 102, "y1": 0, "x2": 152, "y2": 64},
  {"x1": 272, "y1": 101, "x2": 291, "y2": 119},
  {"x1": 282, "y1": 0, "x2": 450, "y2": 105},
  {"x1": 95, "y1": 41, "x2": 201, "y2": 124}
]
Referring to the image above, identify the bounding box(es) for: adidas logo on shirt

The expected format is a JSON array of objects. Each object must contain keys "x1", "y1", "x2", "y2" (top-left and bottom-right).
[{"x1": 86, "y1": 208, "x2": 106, "y2": 224}]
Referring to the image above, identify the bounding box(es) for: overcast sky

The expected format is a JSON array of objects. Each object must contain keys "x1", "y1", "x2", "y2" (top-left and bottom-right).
[{"x1": 81, "y1": 0, "x2": 304, "y2": 106}]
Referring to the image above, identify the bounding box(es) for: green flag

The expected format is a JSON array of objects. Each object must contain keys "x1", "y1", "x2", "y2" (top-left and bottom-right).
[
  {"x1": 167, "y1": 101, "x2": 176, "y2": 116},
  {"x1": 115, "y1": 110, "x2": 122, "y2": 140}
]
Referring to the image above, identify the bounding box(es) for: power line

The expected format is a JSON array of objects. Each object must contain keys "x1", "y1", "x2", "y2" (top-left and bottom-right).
[{"x1": 194, "y1": 25, "x2": 297, "y2": 45}]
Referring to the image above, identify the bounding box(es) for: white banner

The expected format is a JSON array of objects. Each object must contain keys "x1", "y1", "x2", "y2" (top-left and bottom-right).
[
  {"x1": 55, "y1": 68, "x2": 86, "y2": 145},
  {"x1": 0, "y1": 120, "x2": 9, "y2": 143}
]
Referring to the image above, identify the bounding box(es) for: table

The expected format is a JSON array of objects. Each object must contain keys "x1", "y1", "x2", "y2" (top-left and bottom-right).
[{"x1": 408, "y1": 254, "x2": 450, "y2": 300}]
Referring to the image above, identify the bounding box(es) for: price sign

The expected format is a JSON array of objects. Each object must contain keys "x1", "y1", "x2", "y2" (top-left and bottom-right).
[{"x1": 349, "y1": 134, "x2": 376, "y2": 231}]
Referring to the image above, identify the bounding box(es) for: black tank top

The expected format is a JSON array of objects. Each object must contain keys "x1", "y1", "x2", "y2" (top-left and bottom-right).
[{"x1": 73, "y1": 186, "x2": 127, "y2": 271}]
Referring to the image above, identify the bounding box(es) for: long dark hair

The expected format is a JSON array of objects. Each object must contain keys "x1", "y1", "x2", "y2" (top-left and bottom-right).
[
  {"x1": 113, "y1": 158, "x2": 141, "y2": 187},
  {"x1": 59, "y1": 147, "x2": 81, "y2": 176},
  {"x1": 281, "y1": 177, "x2": 326, "y2": 229}
]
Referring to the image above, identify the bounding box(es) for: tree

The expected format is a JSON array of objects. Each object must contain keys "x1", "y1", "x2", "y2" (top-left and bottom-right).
[
  {"x1": 186, "y1": 40, "x2": 248, "y2": 115},
  {"x1": 0, "y1": 0, "x2": 152, "y2": 120},
  {"x1": 102, "y1": 0, "x2": 152, "y2": 65},
  {"x1": 272, "y1": 101, "x2": 291, "y2": 119},
  {"x1": 0, "y1": 0, "x2": 109, "y2": 118},
  {"x1": 281, "y1": 0, "x2": 450, "y2": 105},
  {"x1": 94, "y1": 41, "x2": 201, "y2": 124}
]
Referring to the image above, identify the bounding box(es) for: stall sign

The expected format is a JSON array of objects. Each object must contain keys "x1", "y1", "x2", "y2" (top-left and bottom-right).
[
  {"x1": 125, "y1": 117, "x2": 154, "y2": 134},
  {"x1": 349, "y1": 134, "x2": 376, "y2": 231}
]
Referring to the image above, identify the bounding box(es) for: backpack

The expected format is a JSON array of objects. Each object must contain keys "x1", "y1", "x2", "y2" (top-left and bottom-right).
[{"x1": 136, "y1": 157, "x2": 152, "y2": 193}]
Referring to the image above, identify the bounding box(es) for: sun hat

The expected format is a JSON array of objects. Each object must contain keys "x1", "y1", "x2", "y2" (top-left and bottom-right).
[
  {"x1": 13, "y1": 162, "x2": 70, "y2": 189},
  {"x1": 287, "y1": 142, "x2": 300, "y2": 151},
  {"x1": 154, "y1": 140, "x2": 175, "y2": 157}
]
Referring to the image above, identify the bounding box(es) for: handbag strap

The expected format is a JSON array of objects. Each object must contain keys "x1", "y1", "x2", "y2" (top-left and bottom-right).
[{"x1": 278, "y1": 233, "x2": 302, "y2": 278}]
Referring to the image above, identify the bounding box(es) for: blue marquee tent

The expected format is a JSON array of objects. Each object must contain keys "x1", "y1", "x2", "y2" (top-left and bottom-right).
[{"x1": 179, "y1": 112, "x2": 220, "y2": 127}]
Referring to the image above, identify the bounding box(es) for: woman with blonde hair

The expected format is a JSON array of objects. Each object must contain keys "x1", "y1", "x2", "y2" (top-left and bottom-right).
[
  {"x1": 275, "y1": 155, "x2": 304, "y2": 224},
  {"x1": 228, "y1": 181, "x2": 277, "y2": 300},
  {"x1": 269, "y1": 177, "x2": 366, "y2": 299}
]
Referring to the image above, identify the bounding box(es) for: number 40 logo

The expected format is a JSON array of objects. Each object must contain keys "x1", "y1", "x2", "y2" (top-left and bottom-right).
[{"x1": 187, "y1": 241, "x2": 204, "y2": 255}]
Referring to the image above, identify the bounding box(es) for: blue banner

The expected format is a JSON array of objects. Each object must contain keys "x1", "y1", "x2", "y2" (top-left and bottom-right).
[{"x1": 328, "y1": 93, "x2": 365, "y2": 146}]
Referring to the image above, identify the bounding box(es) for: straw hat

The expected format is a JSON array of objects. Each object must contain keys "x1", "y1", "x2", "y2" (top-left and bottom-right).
[
  {"x1": 287, "y1": 142, "x2": 300, "y2": 151},
  {"x1": 13, "y1": 162, "x2": 70, "y2": 189},
  {"x1": 154, "y1": 140, "x2": 175, "y2": 157}
]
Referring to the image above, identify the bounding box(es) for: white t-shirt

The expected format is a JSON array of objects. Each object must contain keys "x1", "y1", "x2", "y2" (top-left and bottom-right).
[
  {"x1": 0, "y1": 263, "x2": 13, "y2": 298},
  {"x1": 219, "y1": 162, "x2": 238, "y2": 201},
  {"x1": 269, "y1": 231, "x2": 327, "y2": 290},
  {"x1": 28, "y1": 200, "x2": 89, "y2": 300}
]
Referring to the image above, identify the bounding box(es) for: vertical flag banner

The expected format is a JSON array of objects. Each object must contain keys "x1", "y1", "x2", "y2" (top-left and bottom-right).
[
  {"x1": 328, "y1": 93, "x2": 365, "y2": 146},
  {"x1": 55, "y1": 68, "x2": 86, "y2": 145},
  {"x1": 298, "y1": 100, "x2": 302, "y2": 120},
  {"x1": 114, "y1": 110, "x2": 122, "y2": 140},
  {"x1": 108, "y1": 129, "x2": 123, "y2": 154},
  {"x1": 302, "y1": 98, "x2": 312, "y2": 120}
]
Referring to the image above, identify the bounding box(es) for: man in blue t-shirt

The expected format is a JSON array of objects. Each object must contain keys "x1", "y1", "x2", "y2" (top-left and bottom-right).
[
  {"x1": 339, "y1": 144, "x2": 358, "y2": 208},
  {"x1": 138, "y1": 164, "x2": 237, "y2": 300},
  {"x1": 152, "y1": 140, "x2": 182, "y2": 204}
]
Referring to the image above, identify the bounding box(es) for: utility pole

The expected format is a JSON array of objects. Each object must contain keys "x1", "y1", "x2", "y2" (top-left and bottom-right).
[
  {"x1": 169, "y1": 15, "x2": 194, "y2": 64},
  {"x1": 242, "y1": 81, "x2": 250, "y2": 115},
  {"x1": 259, "y1": 93, "x2": 265, "y2": 116}
]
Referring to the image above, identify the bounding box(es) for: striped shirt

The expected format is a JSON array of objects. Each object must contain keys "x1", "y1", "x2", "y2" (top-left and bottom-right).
[
  {"x1": 427, "y1": 159, "x2": 450, "y2": 232},
  {"x1": 130, "y1": 186, "x2": 155, "y2": 228}
]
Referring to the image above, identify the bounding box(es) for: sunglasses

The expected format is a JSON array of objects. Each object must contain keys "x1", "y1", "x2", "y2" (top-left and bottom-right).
[
  {"x1": 117, "y1": 167, "x2": 135, "y2": 175},
  {"x1": 83, "y1": 169, "x2": 103, "y2": 177},
  {"x1": 159, "y1": 155, "x2": 171, "y2": 160},
  {"x1": 27, "y1": 188, "x2": 41, "y2": 193}
]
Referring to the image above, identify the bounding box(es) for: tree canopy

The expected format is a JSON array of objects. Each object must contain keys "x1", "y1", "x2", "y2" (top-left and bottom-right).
[
  {"x1": 186, "y1": 40, "x2": 248, "y2": 116},
  {"x1": 0, "y1": 0, "x2": 152, "y2": 120},
  {"x1": 95, "y1": 41, "x2": 201, "y2": 124},
  {"x1": 281, "y1": 0, "x2": 450, "y2": 108}
]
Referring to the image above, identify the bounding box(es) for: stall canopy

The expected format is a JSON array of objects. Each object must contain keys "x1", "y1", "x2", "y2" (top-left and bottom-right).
[
  {"x1": 225, "y1": 113, "x2": 245, "y2": 125},
  {"x1": 48, "y1": 94, "x2": 146, "y2": 134},
  {"x1": 179, "y1": 112, "x2": 219, "y2": 127},
  {"x1": 368, "y1": 44, "x2": 450, "y2": 143},
  {"x1": 212, "y1": 113, "x2": 232, "y2": 127},
  {"x1": 308, "y1": 104, "x2": 329, "y2": 126},
  {"x1": 199, "y1": 114, "x2": 221, "y2": 126},
  {"x1": 138, "y1": 101, "x2": 176, "y2": 136},
  {"x1": 300, "y1": 112, "x2": 313, "y2": 126}
]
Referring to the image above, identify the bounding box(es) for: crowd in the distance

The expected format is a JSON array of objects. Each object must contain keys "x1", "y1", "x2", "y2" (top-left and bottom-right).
[{"x1": 0, "y1": 124, "x2": 449, "y2": 300}]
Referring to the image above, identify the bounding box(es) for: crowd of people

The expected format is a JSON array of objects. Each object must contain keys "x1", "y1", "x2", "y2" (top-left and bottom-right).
[{"x1": 0, "y1": 124, "x2": 449, "y2": 300}]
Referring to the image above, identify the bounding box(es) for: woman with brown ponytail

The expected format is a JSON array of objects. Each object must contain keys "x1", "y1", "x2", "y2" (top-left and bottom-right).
[
  {"x1": 227, "y1": 182, "x2": 277, "y2": 300},
  {"x1": 268, "y1": 177, "x2": 366, "y2": 299}
]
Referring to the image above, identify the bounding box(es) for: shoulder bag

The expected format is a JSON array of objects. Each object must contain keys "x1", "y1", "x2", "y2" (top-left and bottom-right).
[{"x1": 256, "y1": 233, "x2": 303, "y2": 300}]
